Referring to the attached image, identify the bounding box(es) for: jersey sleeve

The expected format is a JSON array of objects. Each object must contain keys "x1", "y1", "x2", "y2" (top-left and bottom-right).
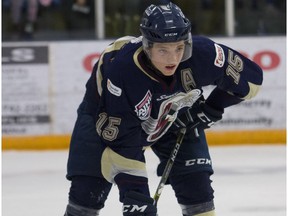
[{"x1": 192, "y1": 36, "x2": 263, "y2": 110}]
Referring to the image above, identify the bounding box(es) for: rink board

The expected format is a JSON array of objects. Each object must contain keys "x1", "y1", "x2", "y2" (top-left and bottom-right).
[
  {"x1": 2, "y1": 37, "x2": 286, "y2": 150},
  {"x1": 2, "y1": 129, "x2": 286, "y2": 150}
]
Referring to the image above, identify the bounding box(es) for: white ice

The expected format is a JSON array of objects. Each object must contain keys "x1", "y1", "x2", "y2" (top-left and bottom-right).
[{"x1": 2, "y1": 145, "x2": 286, "y2": 216}]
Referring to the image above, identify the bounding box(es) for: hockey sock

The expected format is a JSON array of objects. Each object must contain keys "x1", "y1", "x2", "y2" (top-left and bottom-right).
[
  {"x1": 64, "y1": 200, "x2": 100, "y2": 216},
  {"x1": 180, "y1": 200, "x2": 215, "y2": 216}
]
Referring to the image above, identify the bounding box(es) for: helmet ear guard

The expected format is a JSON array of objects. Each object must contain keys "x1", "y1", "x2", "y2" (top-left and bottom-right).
[{"x1": 140, "y1": 2, "x2": 193, "y2": 62}]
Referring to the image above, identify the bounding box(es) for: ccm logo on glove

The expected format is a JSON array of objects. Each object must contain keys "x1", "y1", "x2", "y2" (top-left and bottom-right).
[{"x1": 123, "y1": 204, "x2": 148, "y2": 213}]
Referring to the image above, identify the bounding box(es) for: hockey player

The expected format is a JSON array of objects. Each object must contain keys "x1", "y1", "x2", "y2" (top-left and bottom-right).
[{"x1": 64, "y1": 2, "x2": 263, "y2": 216}]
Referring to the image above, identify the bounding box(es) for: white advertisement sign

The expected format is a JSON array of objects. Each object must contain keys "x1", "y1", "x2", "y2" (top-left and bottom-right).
[
  {"x1": 50, "y1": 41, "x2": 110, "y2": 133},
  {"x1": 2, "y1": 37, "x2": 286, "y2": 137},
  {"x1": 212, "y1": 37, "x2": 286, "y2": 130},
  {"x1": 2, "y1": 45, "x2": 51, "y2": 135}
]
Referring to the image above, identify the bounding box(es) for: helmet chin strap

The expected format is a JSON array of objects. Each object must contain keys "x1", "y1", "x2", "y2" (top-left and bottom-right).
[{"x1": 143, "y1": 53, "x2": 162, "y2": 75}]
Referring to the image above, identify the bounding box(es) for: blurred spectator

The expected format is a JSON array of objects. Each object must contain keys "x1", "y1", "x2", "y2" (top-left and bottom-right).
[
  {"x1": 10, "y1": 0, "x2": 39, "y2": 39},
  {"x1": 62, "y1": 0, "x2": 95, "y2": 38},
  {"x1": 2, "y1": 0, "x2": 285, "y2": 41}
]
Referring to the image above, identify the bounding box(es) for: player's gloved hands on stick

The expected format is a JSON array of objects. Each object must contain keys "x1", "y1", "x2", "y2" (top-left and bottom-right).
[
  {"x1": 122, "y1": 191, "x2": 157, "y2": 216},
  {"x1": 174, "y1": 100, "x2": 224, "y2": 132}
]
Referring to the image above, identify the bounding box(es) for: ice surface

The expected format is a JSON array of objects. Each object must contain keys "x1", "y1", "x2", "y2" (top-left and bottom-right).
[{"x1": 2, "y1": 145, "x2": 286, "y2": 216}]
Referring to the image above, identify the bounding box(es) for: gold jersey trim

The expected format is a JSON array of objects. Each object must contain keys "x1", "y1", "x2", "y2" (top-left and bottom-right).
[
  {"x1": 101, "y1": 147, "x2": 147, "y2": 183},
  {"x1": 96, "y1": 36, "x2": 136, "y2": 96},
  {"x1": 133, "y1": 46, "x2": 159, "y2": 82},
  {"x1": 241, "y1": 82, "x2": 261, "y2": 100}
]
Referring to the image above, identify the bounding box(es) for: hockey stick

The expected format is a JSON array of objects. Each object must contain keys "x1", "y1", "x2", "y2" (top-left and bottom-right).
[{"x1": 153, "y1": 127, "x2": 187, "y2": 206}]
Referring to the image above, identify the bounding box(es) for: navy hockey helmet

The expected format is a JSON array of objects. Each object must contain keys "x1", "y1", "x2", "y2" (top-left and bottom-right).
[{"x1": 140, "y1": 2, "x2": 192, "y2": 61}]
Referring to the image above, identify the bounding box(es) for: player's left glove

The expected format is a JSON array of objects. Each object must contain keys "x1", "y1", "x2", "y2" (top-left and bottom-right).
[
  {"x1": 122, "y1": 191, "x2": 157, "y2": 216},
  {"x1": 174, "y1": 100, "x2": 224, "y2": 132}
]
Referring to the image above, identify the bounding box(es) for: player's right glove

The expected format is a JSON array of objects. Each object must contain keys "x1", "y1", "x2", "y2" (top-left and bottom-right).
[
  {"x1": 122, "y1": 191, "x2": 157, "y2": 216},
  {"x1": 174, "y1": 99, "x2": 224, "y2": 132}
]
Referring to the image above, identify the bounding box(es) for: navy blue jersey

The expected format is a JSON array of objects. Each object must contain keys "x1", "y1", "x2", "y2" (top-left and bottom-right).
[
  {"x1": 78, "y1": 35, "x2": 262, "y2": 183},
  {"x1": 84, "y1": 36, "x2": 262, "y2": 145}
]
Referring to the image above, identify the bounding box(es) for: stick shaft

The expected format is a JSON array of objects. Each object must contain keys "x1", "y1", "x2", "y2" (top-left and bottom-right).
[{"x1": 153, "y1": 128, "x2": 186, "y2": 205}]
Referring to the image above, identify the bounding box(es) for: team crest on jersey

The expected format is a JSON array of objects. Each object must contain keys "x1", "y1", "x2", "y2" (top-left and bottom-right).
[
  {"x1": 135, "y1": 90, "x2": 152, "y2": 120},
  {"x1": 142, "y1": 89, "x2": 202, "y2": 142},
  {"x1": 107, "y1": 79, "x2": 122, "y2": 96},
  {"x1": 214, "y1": 43, "x2": 225, "y2": 67}
]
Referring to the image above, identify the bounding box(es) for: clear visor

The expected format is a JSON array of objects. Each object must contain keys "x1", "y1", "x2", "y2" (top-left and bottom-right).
[{"x1": 142, "y1": 33, "x2": 192, "y2": 62}]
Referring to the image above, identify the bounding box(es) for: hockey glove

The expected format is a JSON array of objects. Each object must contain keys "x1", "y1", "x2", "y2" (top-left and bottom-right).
[
  {"x1": 174, "y1": 100, "x2": 223, "y2": 132},
  {"x1": 123, "y1": 191, "x2": 157, "y2": 216}
]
